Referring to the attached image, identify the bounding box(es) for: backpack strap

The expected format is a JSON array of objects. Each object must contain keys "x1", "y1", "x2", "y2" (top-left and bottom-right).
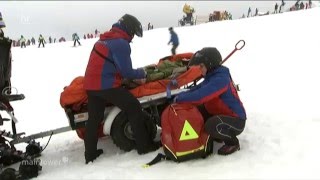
[{"x1": 143, "y1": 153, "x2": 169, "y2": 168}]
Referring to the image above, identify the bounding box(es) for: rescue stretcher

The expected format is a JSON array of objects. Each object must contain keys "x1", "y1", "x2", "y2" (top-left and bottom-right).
[
  {"x1": 60, "y1": 52, "x2": 202, "y2": 151},
  {"x1": 0, "y1": 53, "x2": 202, "y2": 153}
]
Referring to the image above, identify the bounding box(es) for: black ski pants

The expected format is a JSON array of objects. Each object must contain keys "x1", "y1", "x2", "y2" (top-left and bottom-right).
[
  {"x1": 85, "y1": 88, "x2": 152, "y2": 154},
  {"x1": 20, "y1": 42, "x2": 26, "y2": 48},
  {"x1": 205, "y1": 115, "x2": 245, "y2": 145},
  {"x1": 197, "y1": 105, "x2": 246, "y2": 145},
  {"x1": 38, "y1": 40, "x2": 45, "y2": 48},
  {"x1": 74, "y1": 39, "x2": 81, "y2": 46},
  {"x1": 171, "y1": 45, "x2": 178, "y2": 55}
]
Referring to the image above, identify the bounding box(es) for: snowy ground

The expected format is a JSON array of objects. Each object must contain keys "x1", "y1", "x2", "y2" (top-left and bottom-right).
[{"x1": 2, "y1": 7, "x2": 320, "y2": 179}]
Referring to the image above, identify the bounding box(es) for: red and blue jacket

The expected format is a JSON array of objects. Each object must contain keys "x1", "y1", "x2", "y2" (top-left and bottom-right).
[
  {"x1": 175, "y1": 66, "x2": 246, "y2": 120},
  {"x1": 168, "y1": 31, "x2": 179, "y2": 46},
  {"x1": 84, "y1": 23, "x2": 145, "y2": 90}
]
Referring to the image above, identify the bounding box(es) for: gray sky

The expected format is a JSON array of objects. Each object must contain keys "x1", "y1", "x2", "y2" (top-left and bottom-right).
[{"x1": 0, "y1": 1, "x2": 296, "y2": 40}]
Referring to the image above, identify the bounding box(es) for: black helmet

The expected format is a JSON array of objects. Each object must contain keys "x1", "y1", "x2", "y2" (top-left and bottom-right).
[
  {"x1": 169, "y1": 27, "x2": 173, "y2": 31},
  {"x1": 189, "y1": 47, "x2": 222, "y2": 71},
  {"x1": 119, "y1": 14, "x2": 143, "y2": 37}
]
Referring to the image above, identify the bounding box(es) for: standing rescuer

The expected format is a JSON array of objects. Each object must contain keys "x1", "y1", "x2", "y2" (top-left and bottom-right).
[{"x1": 83, "y1": 14, "x2": 160, "y2": 164}]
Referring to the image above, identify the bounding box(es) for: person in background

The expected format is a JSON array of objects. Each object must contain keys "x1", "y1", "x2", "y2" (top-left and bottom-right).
[
  {"x1": 19, "y1": 35, "x2": 26, "y2": 48},
  {"x1": 274, "y1": 3, "x2": 279, "y2": 13},
  {"x1": 72, "y1": 33, "x2": 81, "y2": 47},
  {"x1": 168, "y1": 27, "x2": 179, "y2": 55},
  {"x1": 247, "y1": 7, "x2": 252, "y2": 17},
  {"x1": 49, "y1": 36, "x2": 52, "y2": 43},
  {"x1": 148, "y1": 22, "x2": 151, "y2": 30},
  {"x1": 95, "y1": 29, "x2": 99, "y2": 38},
  {"x1": 0, "y1": 12, "x2": 5, "y2": 29},
  {"x1": 38, "y1": 34, "x2": 45, "y2": 48},
  {"x1": 31, "y1": 37, "x2": 35, "y2": 45}
]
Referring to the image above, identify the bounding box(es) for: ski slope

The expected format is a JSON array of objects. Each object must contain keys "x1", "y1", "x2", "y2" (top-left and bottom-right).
[{"x1": 2, "y1": 7, "x2": 320, "y2": 179}]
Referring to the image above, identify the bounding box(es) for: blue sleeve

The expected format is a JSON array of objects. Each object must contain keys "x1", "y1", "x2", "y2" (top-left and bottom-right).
[
  {"x1": 109, "y1": 39, "x2": 145, "y2": 79},
  {"x1": 176, "y1": 76, "x2": 229, "y2": 104},
  {"x1": 176, "y1": 82, "x2": 202, "y2": 97}
]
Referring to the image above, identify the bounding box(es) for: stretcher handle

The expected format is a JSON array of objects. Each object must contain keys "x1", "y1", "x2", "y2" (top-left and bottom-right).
[{"x1": 221, "y1": 40, "x2": 245, "y2": 65}]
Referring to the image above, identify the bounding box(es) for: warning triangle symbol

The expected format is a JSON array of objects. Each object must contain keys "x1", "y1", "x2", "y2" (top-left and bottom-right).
[{"x1": 179, "y1": 120, "x2": 199, "y2": 141}]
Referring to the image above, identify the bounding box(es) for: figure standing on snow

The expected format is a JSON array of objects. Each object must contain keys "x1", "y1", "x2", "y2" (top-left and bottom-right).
[
  {"x1": 255, "y1": 8, "x2": 259, "y2": 16},
  {"x1": 0, "y1": 12, "x2": 5, "y2": 29},
  {"x1": 38, "y1": 34, "x2": 45, "y2": 48},
  {"x1": 83, "y1": 14, "x2": 160, "y2": 164},
  {"x1": 148, "y1": 22, "x2": 154, "y2": 30},
  {"x1": 308, "y1": 0, "x2": 312, "y2": 8},
  {"x1": 247, "y1": 7, "x2": 252, "y2": 17},
  {"x1": 174, "y1": 47, "x2": 247, "y2": 155},
  {"x1": 27, "y1": 39, "x2": 30, "y2": 46},
  {"x1": 279, "y1": 0, "x2": 286, "y2": 13},
  {"x1": 31, "y1": 37, "x2": 35, "y2": 45},
  {"x1": 72, "y1": 33, "x2": 81, "y2": 47},
  {"x1": 94, "y1": 29, "x2": 99, "y2": 38},
  {"x1": 295, "y1": 0, "x2": 300, "y2": 10},
  {"x1": 274, "y1": 3, "x2": 279, "y2": 13},
  {"x1": 299, "y1": 2, "x2": 305, "y2": 10},
  {"x1": 168, "y1": 27, "x2": 179, "y2": 55},
  {"x1": 19, "y1": 35, "x2": 26, "y2": 48}
]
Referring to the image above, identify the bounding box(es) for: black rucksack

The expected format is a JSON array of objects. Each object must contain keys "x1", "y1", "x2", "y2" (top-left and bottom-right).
[{"x1": 0, "y1": 37, "x2": 12, "y2": 94}]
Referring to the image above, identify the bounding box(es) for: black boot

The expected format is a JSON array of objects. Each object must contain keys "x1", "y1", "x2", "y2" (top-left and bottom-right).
[
  {"x1": 212, "y1": 138, "x2": 224, "y2": 143},
  {"x1": 217, "y1": 138, "x2": 240, "y2": 155},
  {"x1": 85, "y1": 149, "x2": 103, "y2": 164}
]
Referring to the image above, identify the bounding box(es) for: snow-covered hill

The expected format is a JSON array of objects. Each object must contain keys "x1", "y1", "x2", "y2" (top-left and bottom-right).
[{"x1": 2, "y1": 7, "x2": 320, "y2": 179}]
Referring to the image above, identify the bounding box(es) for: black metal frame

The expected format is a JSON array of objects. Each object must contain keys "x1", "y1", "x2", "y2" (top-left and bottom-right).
[{"x1": 0, "y1": 94, "x2": 72, "y2": 146}]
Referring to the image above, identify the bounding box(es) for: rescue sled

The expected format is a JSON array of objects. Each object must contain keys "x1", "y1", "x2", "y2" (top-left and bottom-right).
[
  {"x1": 60, "y1": 52, "x2": 202, "y2": 152},
  {"x1": 0, "y1": 53, "x2": 201, "y2": 153},
  {"x1": 0, "y1": 53, "x2": 201, "y2": 177}
]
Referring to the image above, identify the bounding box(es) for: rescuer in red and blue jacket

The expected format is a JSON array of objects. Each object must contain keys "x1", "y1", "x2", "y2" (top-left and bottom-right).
[
  {"x1": 175, "y1": 47, "x2": 247, "y2": 156},
  {"x1": 83, "y1": 14, "x2": 159, "y2": 164}
]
